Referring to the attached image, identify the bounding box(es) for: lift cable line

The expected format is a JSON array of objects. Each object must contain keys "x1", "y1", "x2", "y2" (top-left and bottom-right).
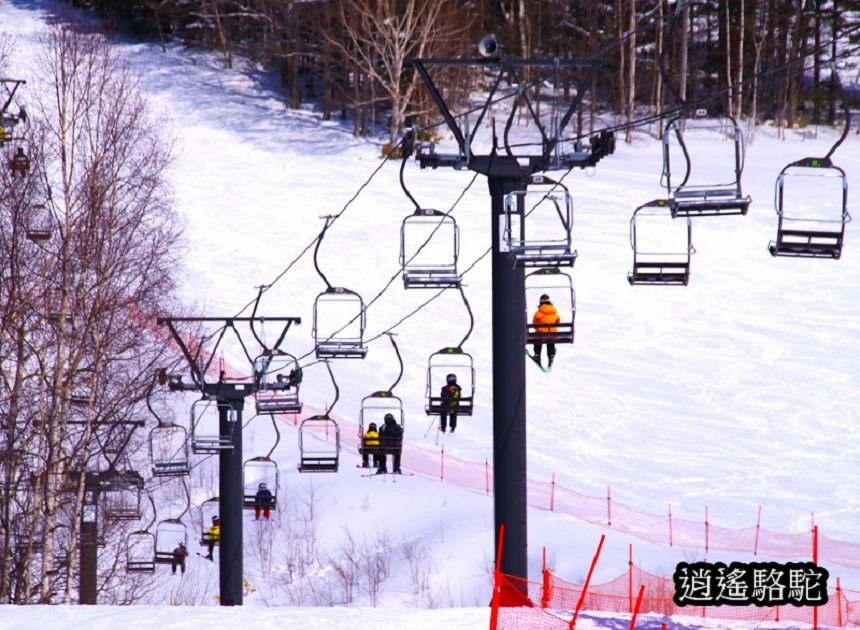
[{"x1": 294, "y1": 168, "x2": 480, "y2": 367}]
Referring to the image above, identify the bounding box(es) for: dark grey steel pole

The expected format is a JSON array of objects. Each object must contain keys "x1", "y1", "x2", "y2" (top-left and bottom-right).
[
  {"x1": 219, "y1": 398, "x2": 244, "y2": 606},
  {"x1": 489, "y1": 175, "x2": 528, "y2": 582},
  {"x1": 78, "y1": 520, "x2": 98, "y2": 604}
]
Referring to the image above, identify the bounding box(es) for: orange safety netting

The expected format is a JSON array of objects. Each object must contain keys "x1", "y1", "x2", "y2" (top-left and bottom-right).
[
  {"x1": 490, "y1": 563, "x2": 860, "y2": 629},
  {"x1": 293, "y1": 403, "x2": 860, "y2": 574}
]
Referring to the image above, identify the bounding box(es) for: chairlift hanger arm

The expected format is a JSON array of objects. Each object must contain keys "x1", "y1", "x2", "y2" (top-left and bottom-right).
[
  {"x1": 409, "y1": 60, "x2": 466, "y2": 150},
  {"x1": 544, "y1": 61, "x2": 608, "y2": 162},
  {"x1": 386, "y1": 333, "x2": 403, "y2": 393},
  {"x1": 0, "y1": 79, "x2": 25, "y2": 114}
]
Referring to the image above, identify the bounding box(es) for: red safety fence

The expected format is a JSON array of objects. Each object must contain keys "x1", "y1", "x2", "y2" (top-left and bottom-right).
[
  {"x1": 491, "y1": 562, "x2": 860, "y2": 629},
  {"x1": 293, "y1": 402, "x2": 860, "y2": 575},
  {"x1": 167, "y1": 325, "x2": 860, "y2": 575}
]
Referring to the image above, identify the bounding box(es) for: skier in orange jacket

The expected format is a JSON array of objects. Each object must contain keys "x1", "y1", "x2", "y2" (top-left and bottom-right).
[{"x1": 531, "y1": 294, "x2": 560, "y2": 368}]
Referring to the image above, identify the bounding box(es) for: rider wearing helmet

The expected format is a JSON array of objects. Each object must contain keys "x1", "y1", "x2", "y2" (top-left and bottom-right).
[{"x1": 439, "y1": 373, "x2": 462, "y2": 434}]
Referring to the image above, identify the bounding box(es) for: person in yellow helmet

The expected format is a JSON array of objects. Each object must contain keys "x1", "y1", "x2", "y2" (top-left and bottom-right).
[{"x1": 531, "y1": 294, "x2": 560, "y2": 369}]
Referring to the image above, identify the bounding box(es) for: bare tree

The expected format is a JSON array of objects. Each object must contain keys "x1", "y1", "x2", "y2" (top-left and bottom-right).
[
  {"x1": 0, "y1": 20, "x2": 181, "y2": 603},
  {"x1": 320, "y1": 0, "x2": 466, "y2": 143}
]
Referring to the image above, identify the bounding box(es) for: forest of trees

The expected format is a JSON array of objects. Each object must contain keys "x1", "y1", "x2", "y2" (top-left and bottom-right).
[
  {"x1": 62, "y1": 0, "x2": 860, "y2": 142},
  {"x1": 0, "y1": 26, "x2": 183, "y2": 603}
]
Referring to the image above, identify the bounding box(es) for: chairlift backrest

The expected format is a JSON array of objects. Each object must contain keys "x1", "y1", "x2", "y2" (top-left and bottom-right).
[
  {"x1": 313, "y1": 287, "x2": 368, "y2": 358},
  {"x1": 359, "y1": 391, "x2": 405, "y2": 432},
  {"x1": 243, "y1": 456, "x2": 279, "y2": 504},
  {"x1": 149, "y1": 424, "x2": 191, "y2": 477},
  {"x1": 190, "y1": 398, "x2": 235, "y2": 453},
  {"x1": 298, "y1": 415, "x2": 341, "y2": 473}
]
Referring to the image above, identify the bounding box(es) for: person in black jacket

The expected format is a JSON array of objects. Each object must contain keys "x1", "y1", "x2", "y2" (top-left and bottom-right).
[
  {"x1": 439, "y1": 373, "x2": 462, "y2": 433},
  {"x1": 377, "y1": 413, "x2": 403, "y2": 474},
  {"x1": 171, "y1": 542, "x2": 188, "y2": 575},
  {"x1": 254, "y1": 482, "x2": 274, "y2": 520}
]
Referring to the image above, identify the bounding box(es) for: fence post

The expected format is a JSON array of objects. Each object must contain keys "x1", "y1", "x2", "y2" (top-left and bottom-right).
[
  {"x1": 813, "y1": 524, "x2": 819, "y2": 630},
  {"x1": 541, "y1": 547, "x2": 551, "y2": 609},
  {"x1": 440, "y1": 445, "x2": 444, "y2": 482},
  {"x1": 628, "y1": 544, "x2": 633, "y2": 613},
  {"x1": 630, "y1": 584, "x2": 645, "y2": 630},
  {"x1": 489, "y1": 524, "x2": 505, "y2": 630},
  {"x1": 754, "y1": 505, "x2": 761, "y2": 556},
  {"x1": 485, "y1": 459, "x2": 490, "y2": 494},
  {"x1": 837, "y1": 577, "x2": 843, "y2": 627},
  {"x1": 668, "y1": 503, "x2": 673, "y2": 547},
  {"x1": 570, "y1": 534, "x2": 605, "y2": 629},
  {"x1": 607, "y1": 486, "x2": 612, "y2": 526},
  {"x1": 629, "y1": 585, "x2": 645, "y2": 630},
  {"x1": 550, "y1": 473, "x2": 556, "y2": 512},
  {"x1": 705, "y1": 506, "x2": 709, "y2": 556}
]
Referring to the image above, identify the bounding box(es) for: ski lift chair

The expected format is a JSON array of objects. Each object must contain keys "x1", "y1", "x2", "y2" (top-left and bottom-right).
[
  {"x1": 297, "y1": 415, "x2": 341, "y2": 473},
  {"x1": 425, "y1": 348, "x2": 475, "y2": 417},
  {"x1": 628, "y1": 200, "x2": 695, "y2": 286},
  {"x1": 198, "y1": 498, "x2": 221, "y2": 548},
  {"x1": 254, "y1": 353, "x2": 303, "y2": 414},
  {"x1": 149, "y1": 424, "x2": 191, "y2": 477},
  {"x1": 101, "y1": 470, "x2": 145, "y2": 521},
  {"x1": 662, "y1": 113, "x2": 751, "y2": 217},
  {"x1": 0, "y1": 113, "x2": 19, "y2": 145},
  {"x1": 26, "y1": 203, "x2": 52, "y2": 241},
  {"x1": 400, "y1": 208, "x2": 462, "y2": 288},
  {"x1": 503, "y1": 179, "x2": 577, "y2": 268},
  {"x1": 7, "y1": 146, "x2": 29, "y2": 174},
  {"x1": 313, "y1": 287, "x2": 368, "y2": 359},
  {"x1": 359, "y1": 391, "x2": 405, "y2": 468},
  {"x1": 190, "y1": 397, "x2": 235, "y2": 454},
  {"x1": 154, "y1": 518, "x2": 187, "y2": 565},
  {"x1": 525, "y1": 268, "x2": 575, "y2": 345},
  {"x1": 126, "y1": 530, "x2": 156, "y2": 573},
  {"x1": 769, "y1": 157, "x2": 851, "y2": 259},
  {"x1": 243, "y1": 457, "x2": 279, "y2": 511}
]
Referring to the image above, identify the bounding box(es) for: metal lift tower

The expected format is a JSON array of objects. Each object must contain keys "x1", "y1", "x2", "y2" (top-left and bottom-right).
[{"x1": 409, "y1": 46, "x2": 614, "y2": 583}]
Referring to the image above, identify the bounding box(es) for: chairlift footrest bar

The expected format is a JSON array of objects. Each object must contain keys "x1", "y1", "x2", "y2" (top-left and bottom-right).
[
  {"x1": 403, "y1": 275, "x2": 463, "y2": 289},
  {"x1": 298, "y1": 458, "x2": 339, "y2": 473},
  {"x1": 513, "y1": 253, "x2": 577, "y2": 268},
  {"x1": 669, "y1": 197, "x2": 751, "y2": 217},
  {"x1": 315, "y1": 346, "x2": 368, "y2": 359}
]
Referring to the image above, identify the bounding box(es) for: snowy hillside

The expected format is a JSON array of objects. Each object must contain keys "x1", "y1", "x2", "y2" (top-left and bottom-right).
[{"x1": 2, "y1": 0, "x2": 860, "y2": 627}]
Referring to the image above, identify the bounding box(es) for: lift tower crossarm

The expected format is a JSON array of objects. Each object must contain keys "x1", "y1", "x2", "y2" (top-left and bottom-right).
[{"x1": 407, "y1": 58, "x2": 612, "y2": 175}]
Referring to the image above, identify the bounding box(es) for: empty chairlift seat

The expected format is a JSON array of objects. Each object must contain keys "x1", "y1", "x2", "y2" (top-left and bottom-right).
[
  {"x1": 503, "y1": 177, "x2": 577, "y2": 267},
  {"x1": 149, "y1": 423, "x2": 191, "y2": 477},
  {"x1": 769, "y1": 157, "x2": 851, "y2": 259},
  {"x1": 313, "y1": 287, "x2": 368, "y2": 359},
  {"x1": 189, "y1": 397, "x2": 235, "y2": 454},
  {"x1": 400, "y1": 209, "x2": 462, "y2": 288},
  {"x1": 298, "y1": 415, "x2": 341, "y2": 473},
  {"x1": 126, "y1": 530, "x2": 156, "y2": 573},
  {"x1": 627, "y1": 200, "x2": 695, "y2": 286},
  {"x1": 662, "y1": 113, "x2": 751, "y2": 217}
]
